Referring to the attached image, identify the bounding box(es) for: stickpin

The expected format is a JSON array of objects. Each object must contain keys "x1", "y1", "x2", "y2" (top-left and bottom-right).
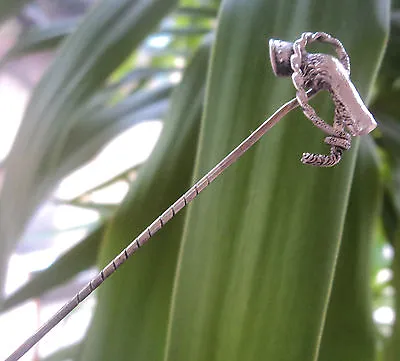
[{"x1": 5, "y1": 32, "x2": 376, "y2": 361}]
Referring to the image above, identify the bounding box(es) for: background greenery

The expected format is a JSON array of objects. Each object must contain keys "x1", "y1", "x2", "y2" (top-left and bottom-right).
[{"x1": 0, "y1": 0, "x2": 399, "y2": 360}]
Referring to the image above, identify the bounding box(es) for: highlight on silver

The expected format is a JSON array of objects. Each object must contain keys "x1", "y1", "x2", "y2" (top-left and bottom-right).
[{"x1": 269, "y1": 31, "x2": 377, "y2": 167}]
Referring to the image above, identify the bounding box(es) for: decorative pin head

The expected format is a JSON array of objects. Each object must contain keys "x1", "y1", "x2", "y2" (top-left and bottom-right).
[
  {"x1": 269, "y1": 32, "x2": 377, "y2": 167},
  {"x1": 269, "y1": 39, "x2": 296, "y2": 77}
]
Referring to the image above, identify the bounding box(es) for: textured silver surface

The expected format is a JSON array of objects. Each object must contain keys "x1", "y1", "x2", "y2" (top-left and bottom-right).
[{"x1": 270, "y1": 31, "x2": 377, "y2": 166}]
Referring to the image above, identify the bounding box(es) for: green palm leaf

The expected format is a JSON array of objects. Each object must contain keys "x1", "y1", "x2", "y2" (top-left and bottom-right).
[
  {"x1": 165, "y1": 1, "x2": 389, "y2": 361},
  {"x1": 80, "y1": 38, "x2": 211, "y2": 361},
  {"x1": 318, "y1": 137, "x2": 382, "y2": 361},
  {"x1": 0, "y1": 0, "x2": 177, "y2": 299}
]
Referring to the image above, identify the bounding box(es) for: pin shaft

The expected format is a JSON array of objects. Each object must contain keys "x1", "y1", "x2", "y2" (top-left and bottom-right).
[{"x1": 5, "y1": 89, "x2": 316, "y2": 361}]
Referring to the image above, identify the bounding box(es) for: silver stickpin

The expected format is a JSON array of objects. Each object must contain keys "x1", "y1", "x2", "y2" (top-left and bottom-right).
[{"x1": 5, "y1": 32, "x2": 376, "y2": 361}]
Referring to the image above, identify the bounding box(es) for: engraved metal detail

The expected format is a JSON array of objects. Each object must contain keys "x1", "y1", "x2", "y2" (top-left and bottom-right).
[{"x1": 269, "y1": 31, "x2": 377, "y2": 167}]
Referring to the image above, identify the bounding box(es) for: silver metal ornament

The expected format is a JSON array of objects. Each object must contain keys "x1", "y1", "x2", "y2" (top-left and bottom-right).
[{"x1": 270, "y1": 31, "x2": 376, "y2": 166}]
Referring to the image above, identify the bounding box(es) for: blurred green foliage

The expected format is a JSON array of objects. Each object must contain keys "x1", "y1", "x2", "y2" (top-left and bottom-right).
[{"x1": 1, "y1": 0, "x2": 400, "y2": 360}]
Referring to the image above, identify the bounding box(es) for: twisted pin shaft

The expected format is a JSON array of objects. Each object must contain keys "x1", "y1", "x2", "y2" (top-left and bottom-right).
[{"x1": 5, "y1": 89, "x2": 317, "y2": 361}]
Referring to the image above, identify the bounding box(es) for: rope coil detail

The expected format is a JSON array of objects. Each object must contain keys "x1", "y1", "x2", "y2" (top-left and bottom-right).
[{"x1": 290, "y1": 32, "x2": 352, "y2": 167}]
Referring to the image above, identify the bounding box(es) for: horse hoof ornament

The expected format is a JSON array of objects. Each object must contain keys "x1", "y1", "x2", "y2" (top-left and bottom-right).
[{"x1": 269, "y1": 32, "x2": 377, "y2": 167}]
